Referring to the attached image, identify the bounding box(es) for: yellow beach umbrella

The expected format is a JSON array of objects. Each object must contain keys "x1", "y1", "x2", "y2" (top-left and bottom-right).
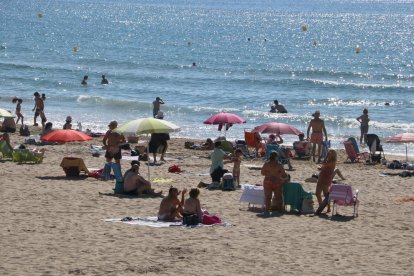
[{"x1": 0, "y1": 108, "x2": 15, "y2": 118}]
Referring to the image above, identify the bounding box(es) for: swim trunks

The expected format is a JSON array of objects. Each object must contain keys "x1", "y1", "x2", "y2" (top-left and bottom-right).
[
  {"x1": 263, "y1": 176, "x2": 282, "y2": 190},
  {"x1": 310, "y1": 132, "x2": 323, "y2": 144},
  {"x1": 105, "y1": 147, "x2": 122, "y2": 160},
  {"x1": 360, "y1": 125, "x2": 369, "y2": 134}
]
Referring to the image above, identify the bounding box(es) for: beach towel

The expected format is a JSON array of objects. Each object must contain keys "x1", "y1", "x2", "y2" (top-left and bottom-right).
[{"x1": 105, "y1": 216, "x2": 230, "y2": 228}]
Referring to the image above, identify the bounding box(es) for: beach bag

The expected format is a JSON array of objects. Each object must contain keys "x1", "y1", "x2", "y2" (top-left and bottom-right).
[
  {"x1": 222, "y1": 173, "x2": 234, "y2": 191},
  {"x1": 182, "y1": 214, "x2": 199, "y2": 226},
  {"x1": 301, "y1": 198, "x2": 315, "y2": 214},
  {"x1": 168, "y1": 165, "x2": 182, "y2": 173},
  {"x1": 202, "y1": 214, "x2": 222, "y2": 225},
  {"x1": 19, "y1": 125, "x2": 30, "y2": 136}
]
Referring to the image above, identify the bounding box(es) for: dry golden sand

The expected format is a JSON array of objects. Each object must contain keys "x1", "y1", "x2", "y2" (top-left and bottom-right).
[{"x1": 1, "y1": 129, "x2": 413, "y2": 275}]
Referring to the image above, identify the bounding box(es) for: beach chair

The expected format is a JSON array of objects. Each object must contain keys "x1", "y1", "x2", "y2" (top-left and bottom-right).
[
  {"x1": 244, "y1": 129, "x2": 265, "y2": 157},
  {"x1": 328, "y1": 184, "x2": 359, "y2": 217},
  {"x1": 282, "y1": 182, "x2": 313, "y2": 213},
  {"x1": 0, "y1": 140, "x2": 13, "y2": 159},
  {"x1": 235, "y1": 140, "x2": 254, "y2": 158},
  {"x1": 344, "y1": 141, "x2": 363, "y2": 163},
  {"x1": 265, "y1": 144, "x2": 279, "y2": 160},
  {"x1": 60, "y1": 157, "x2": 89, "y2": 177},
  {"x1": 12, "y1": 149, "x2": 43, "y2": 164},
  {"x1": 293, "y1": 141, "x2": 311, "y2": 159},
  {"x1": 367, "y1": 134, "x2": 385, "y2": 164},
  {"x1": 347, "y1": 137, "x2": 368, "y2": 159}
]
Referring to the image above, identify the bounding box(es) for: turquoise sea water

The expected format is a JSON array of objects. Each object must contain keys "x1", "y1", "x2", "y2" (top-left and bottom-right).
[{"x1": 0, "y1": 0, "x2": 413, "y2": 154}]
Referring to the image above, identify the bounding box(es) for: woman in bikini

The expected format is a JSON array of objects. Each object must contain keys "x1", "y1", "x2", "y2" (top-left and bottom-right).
[
  {"x1": 315, "y1": 149, "x2": 337, "y2": 214},
  {"x1": 261, "y1": 151, "x2": 289, "y2": 216}
]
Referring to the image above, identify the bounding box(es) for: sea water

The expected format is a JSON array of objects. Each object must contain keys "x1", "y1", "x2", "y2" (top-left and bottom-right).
[{"x1": 0, "y1": 0, "x2": 413, "y2": 154}]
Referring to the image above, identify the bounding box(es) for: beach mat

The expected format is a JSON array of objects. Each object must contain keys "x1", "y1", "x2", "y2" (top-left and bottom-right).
[{"x1": 105, "y1": 216, "x2": 231, "y2": 228}]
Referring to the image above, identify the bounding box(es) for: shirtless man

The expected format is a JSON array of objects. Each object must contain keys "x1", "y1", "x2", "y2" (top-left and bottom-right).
[
  {"x1": 152, "y1": 97, "x2": 164, "y2": 118},
  {"x1": 306, "y1": 111, "x2": 328, "y2": 163},
  {"x1": 32, "y1": 92, "x2": 47, "y2": 128},
  {"x1": 270, "y1": 100, "x2": 288, "y2": 113},
  {"x1": 102, "y1": 120, "x2": 125, "y2": 164},
  {"x1": 123, "y1": 162, "x2": 162, "y2": 196},
  {"x1": 158, "y1": 187, "x2": 187, "y2": 221}
]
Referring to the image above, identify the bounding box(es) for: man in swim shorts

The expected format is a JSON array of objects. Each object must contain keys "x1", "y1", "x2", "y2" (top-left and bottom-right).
[
  {"x1": 102, "y1": 121, "x2": 125, "y2": 164},
  {"x1": 306, "y1": 110, "x2": 328, "y2": 163},
  {"x1": 32, "y1": 92, "x2": 47, "y2": 128}
]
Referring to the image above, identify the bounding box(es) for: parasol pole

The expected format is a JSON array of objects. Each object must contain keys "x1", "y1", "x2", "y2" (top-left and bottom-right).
[{"x1": 147, "y1": 133, "x2": 150, "y2": 180}]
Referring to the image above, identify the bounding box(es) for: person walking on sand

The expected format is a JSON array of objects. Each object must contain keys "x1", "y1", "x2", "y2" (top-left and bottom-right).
[
  {"x1": 307, "y1": 110, "x2": 328, "y2": 163},
  {"x1": 12, "y1": 97, "x2": 24, "y2": 125},
  {"x1": 356, "y1": 108, "x2": 370, "y2": 145},
  {"x1": 152, "y1": 97, "x2": 164, "y2": 118},
  {"x1": 32, "y1": 92, "x2": 47, "y2": 128}
]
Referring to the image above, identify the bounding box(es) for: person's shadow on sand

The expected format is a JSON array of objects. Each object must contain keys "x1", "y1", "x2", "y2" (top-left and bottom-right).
[{"x1": 36, "y1": 175, "x2": 88, "y2": 181}]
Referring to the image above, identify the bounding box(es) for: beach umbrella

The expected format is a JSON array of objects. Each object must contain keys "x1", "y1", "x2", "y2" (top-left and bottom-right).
[
  {"x1": 40, "y1": 129, "x2": 93, "y2": 143},
  {"x1": 203, "y1": 112, "x2": 246, "y2": 137},
  {"x1": 114, "y1": 117, "x2": 180, "y2": 179},
  {"x1": 0, "y1": 108, "x2": 15, "y2": 118},
  {"x1": 40, "y1": 129, "x2": 93, "y2": 155},
  {"x1": 253, "y1": 122, "x2": 303, "y2": 136},
  {"x1": 386, "y1": 133, "x2": 414, "y2": 161}
]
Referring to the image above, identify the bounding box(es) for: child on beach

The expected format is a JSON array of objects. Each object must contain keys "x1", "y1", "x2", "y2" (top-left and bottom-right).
[
  {"x1": 12, "y1": 97, "x2": 24, "y2": 125},
  {"x1": 63, "y1": 116, "x2": 72, "y2": 130},
  {"x1": 158, "y1": 186, "x2": 186, "y2": 221},
  {"x1": 183, "y1": 188, "x2": 203, "y2": 222},
  {"x1": 356, "y1": 108, "x2": 370, "y2": 144},
  {"x1": 226, "y1": 149, "x2": 242, "y2": 187}
]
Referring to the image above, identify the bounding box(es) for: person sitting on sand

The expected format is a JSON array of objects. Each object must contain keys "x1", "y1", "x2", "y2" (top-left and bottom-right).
[
  {"x1": 123, "y1": 162, "x2": 162, "y2": 196},
  {"x1": 183, "y1": 188, "x2": 203, "y2": 222},
  {"x1": 40, "y1": 122, "x2": 53, "y2": 137},
  {"x1": 261, "y1": 151, "x2": 289, "y2": 216},
  {"x1": 158, "y1": 186, "x2": 187, "y2": 221},
  {"x1": 314, "y1": 149, "x2": 338, "y2": 215},
  {"x1": 0, "y1": 133, "x2": 13, "y2": 152},
  {"x1": 63, "y1": 116, "x2": 72, "y2": 130},
  {"x1": 294, "y1": 133, "x2": 311, "y2": 156},
  {"x1": 1, "y1": 117, "x2": 16, "y2": 133},
  {"x1": 267, "y1": 134, "x2": 283, "y2": 145},
  {"x1": 202, "y1": 138, "x2": 214, "y2": 150}
]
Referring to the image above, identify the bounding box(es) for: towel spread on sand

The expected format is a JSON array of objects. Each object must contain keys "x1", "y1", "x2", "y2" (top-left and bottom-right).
[
  {"x1": 151, "y1": 177, "x2": 174, "y2": 183},
  {"x1": 105, "y1": 216, "x2": 230, "y2": 228}
]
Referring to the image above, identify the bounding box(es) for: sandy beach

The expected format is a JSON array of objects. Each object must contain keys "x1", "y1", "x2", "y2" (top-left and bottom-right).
[{"x1": 1, "y1": 129, "x2": 413, "y2": 275}]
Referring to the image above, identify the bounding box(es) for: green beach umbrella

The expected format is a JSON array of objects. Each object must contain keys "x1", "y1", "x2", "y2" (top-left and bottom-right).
[
  {"x1": 0, "y1": 108, "x2": 15, "y2": 118},
  {"x1": 114, "y1": 117, "x2": 180, "y2": 179}
]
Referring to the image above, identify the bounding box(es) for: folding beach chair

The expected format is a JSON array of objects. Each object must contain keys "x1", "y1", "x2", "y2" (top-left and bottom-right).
[
  {"x1": 12, "y1": 149, "x2": 43, "y2": 164},
  {"x1": 328, "y1": 184, "x2": 359, "y2": 217},
  {"x1": 366, "y1": 134, "x2": 385, "y2": 164},
  {"x1": 244, "y1": 129, "x2": 265, "y2": 157},
  {"x1": 293, "y1": 141, "x2": 311, "y2": 159},
  {"x1": 235, "y1": 140, "x2": 255, "y2": 159},
  {"x1": 344, "y1": 141, "x2": 363, "y2": 163}
]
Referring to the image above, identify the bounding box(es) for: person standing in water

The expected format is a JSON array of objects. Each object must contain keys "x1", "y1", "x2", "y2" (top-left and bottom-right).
[
  {"x1": 81, "y1": 75, "x2": 88, "y2": 85},
  {"x1": 356, "y1": 108, "x2": 370, "y2": 145},
  {"x1": 101, "y1": 75, "x2": 109, "y2": 85},
  {"x1": 270, "y1": 100, "x2": 288, "y2": 113},
  {"x1": 152, "y1": 97, "x2": 164, "y2": 118}
]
